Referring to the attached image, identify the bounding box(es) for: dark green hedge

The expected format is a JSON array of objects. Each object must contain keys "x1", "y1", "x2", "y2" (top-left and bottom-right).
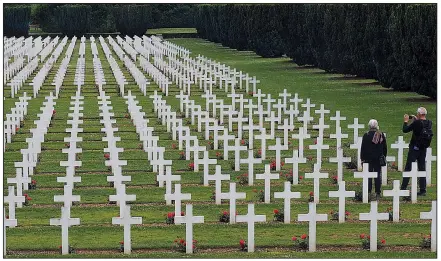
[
  {"x1": 4, "y1": 5, "x2": 31, "y2": 37},
  {"x1": 113, "y1": 4, "x2": 152, "y2": 36},
  {"x1": 195, "y1": 4, "x2": 437, "y2": 98},
  {"x1": 56, "y1": 5, "x2": 92, "y2": 36}
]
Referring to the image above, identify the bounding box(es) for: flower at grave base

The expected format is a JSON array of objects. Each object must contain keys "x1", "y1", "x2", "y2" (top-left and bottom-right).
[
  {"x1": 273, "y1": 209, "x2": 279, "y2": 214},
  {"x1": 292, "y1": 236, "x2": 297, "y2": 241},
  {"x1": 345, "y1": 211, "x2": 350, "y2": 216},
  {"x1": 209, "y1": 135, "x2": 213, "y2": 140},
  {"x1": 241, "y1": 140, "x2": 245, "y2": 145},
  {"x1": 120, "y1": 241, "x2": 124, "y2": 245},
  {"x1": 236, "y1": 211, "x2": 238, "y2": 215},
  {"x1": 124, "y1": 113, "x2": 129, "y2": 118},
  {"x1": 174, "y1": 239, "x2": 178, "y2": 243},
  {"x1": 188, "y1": 162, "x2": 195, "y2": 170},
  {"x1": 32, "y1": 180, "x2": 37, "y2": 184},
  {"x1": 314, "y1": 139, "x2": 317, "y2": 145},
  {"x1": 172, "y1": 144, "x2": 177, "y2": 149},
  {"x1": 239, "y1": 239, "x2": 245, "y2": 246},
  {"x1": 367, "y1": 235, "x2": 370, "y2": 240},
  {"x1": 258, "y1": 149, "x2": 262, "y2": 155},
  {"x1": 299, "y1": 176, "x2": 303, "y2": 180},
  {"x1": 360, "y1": 234, "x2": 365, "y2": 239},
  {"x1": 16, "y1": 127, "x2": 19, "y2": 132},
  {"x1": 180, "y1": 239, "x2": 185, "y2": 244},
  {"x1": 104, "y1": 153, "x2": 110, "y2": 159},
  {"x1": 223, "y1": 211, "x2": 228, "y2": 215},
  {"x1": 392, "y1": 162, "x2": 396, "y2": 167},
  {"x1": 381, "y1": 239, "x2": 386, "y2": 244},
  {"x1": 6, "y1": 215, "x2": 9, "y2": 219},
  {"x1": 167, "y1": 212, "x2": 174, "y2": 218},
  {"x1": 252, "y1": 189, "x2": 257, "y2": 193},
  {"x1": 59, "y1": 245, "x2": 62, "y2": 249},
  {"x1": 183, "y1": 242, "x2": 186, "y2": 246},
  {"x1": 428, "y1": 235, "x2": 431, "y2": 238},
  {"x1": 52, "y1": 110, "x2": 56, "y2": 115},
  {"x1": 26, "y1": 197, "x2": 32, "y2": 201},
  {"x1": 308, "y1": 156, "x2": 313, "y2": 161},
  {"x1": 301, "y1": 234, "x2": 307, "y2": 240},
  {"x1": 181, "y1": 211, "x2": 184, "y2": 216},
  {"x1": 281, "y1": 162, "x2": 285, "y2": 167},
  {"x1": 24, "y1": 194, "x2": 28, "y2": 197},
  {"x1": 309, "y1": 191, "x2": 314, "y2": 196}
]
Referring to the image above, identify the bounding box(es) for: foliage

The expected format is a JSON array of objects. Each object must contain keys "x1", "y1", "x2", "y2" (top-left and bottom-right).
[
  {"x1": 194, "y1": 3, "x2": 437, "y2": 98},
  {"x1": 360, "y1": 234, "x2": 386, "y2": 250},
  {"x1": 236, "y1": 173, "x2": 248, "y2": 186},
  {"x1": 55, "y1": 5, "x2": 92, "y2": 36},
  {"x1": 113, "y1": 4, "x2": 152, "y2": 36},
  {"x1": 4, "y1": 5, "x2": 31, "y2": 36},
  {"x1": 292, "y1": 234, "x2": 309, "y2": 250},
  {"x1": 219, "y1": 211, "x2": 230, "y2": 223},
  {"x1": 273, "y1": 209, "x2": 284, "y2": 222},
  {"x1": 421, "y1": 235, "x2": 431, "y2": 248}
]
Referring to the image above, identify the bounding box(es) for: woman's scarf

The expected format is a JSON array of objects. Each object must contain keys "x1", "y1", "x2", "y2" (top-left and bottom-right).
[{"x1": 372, "y1": 129, "x2": 383, "y2": 144}]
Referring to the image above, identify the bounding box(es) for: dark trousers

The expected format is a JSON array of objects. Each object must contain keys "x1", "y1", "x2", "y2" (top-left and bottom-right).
[
  {"x1": 401, "y1": 147, "x2": 427, "y2": 193},
  {"x1": 367, "y1": 161, "x2": 382, "y2": 194}
]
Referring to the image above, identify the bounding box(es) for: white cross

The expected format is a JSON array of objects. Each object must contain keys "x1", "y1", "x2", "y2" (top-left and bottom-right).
[
  {"x1": 207, "y1": 165, "x2": 231, "y2": 204},
  {"x1": 279, "y1": 89, "x2": 291, "y2": 112},
  {"x1": 425, "y1": 147, "x2": 436, "y2": 186},
  {"x1": 236, "y1": 204, "x2": 266, "y2": 252},
  {"x1": 298, "y1": 202, "x2": 327, "y2": 252},
  {"x1": 402, "y1": 162, "x2": 427, "y2": 203},
  {"x1": 354, "y1": 163, "x2": 379, "y2": 203},
  {"x1": 268, "y1": 137, "x2": 288, "y2": 171},
  {"x1": 164, "y1": 184, "x2": 191, "y2": 224},
  {"x1": 233, "y1": 138, "x2": 248, "y2": 171},
  {"x1": 305, "y1": 164, "x2": 328, "y2": 203},
  {"x1": 420, "y1": 201, "x2": 436, "y2": 252},
  {"x1": 329, "y1": 148, "x2": 351, "y2": 183},
  {"x1": 277, "y1": 118, "x2": 294, "y2": 147},
  {"x1": 218, "y1": 128, "x2": 235, "y2": 160},
  {"x1": 174, "y1": 204, "x2": 205, "y2": 254},
  {"x1": 112, "y1": 205, "x2": 142, "y2": 254},
  {"x1": 308, "y1": 137, "x2": 329, "y2": 170},
  {"x1": 197, "y1": 151, "x2": 217, "y2": 186},
  {"x1": 54, "y1": 185, "x2": 80, "y2": 208},
  {"x1": 348, "y1": 118, "x2": 365, "y2": 145},
  {"x1": 330, "y1": 110, "x2": 346, "y2": 134},
  {"x1": 256, "y1": 164, "x2": 279, "y2": 203},
  {"x1": 328, "y1": 181, "x2": 355, "y2": 223},
  {"x1": 274, "y1": 181, "x2": 301, "y2": 223},
  {"x1": 350, "y1": 137, "x2": 363, "y2": 171},
  {"x1": 255, "y1": 128, "x2": 272, "y2": 160},
  {"x1": 220, "y1": 182, "x2": 246, "y2": 224},
  {"x1": 289, "y1": 93, "x2": 303, "y2": 114},
  {"x1": 4, "y1": 207, "x2": 17, "y2": 254},
  {"x1": 391, "y1": 136, "x2": 408, "y2": 171},
  {"x1": 109, "y1": 184, "x2": 136, "y2": 216},
  {"x1": 285, "y1": 149, "x2": 307, "y2": 185},
  {"x1": 157, "y1": 166, "x2": 181, "y2": 205},
  {"x1": 359, "y1": 201, "x2": 389, "y2": 252},
  {"x1": 292, "y1": 127, "x2": 310, "y2": 160},
  {"x1": 243, "y1": 119, "x2": 260, "y2": 150},
  {"x1": 7, "y1": 168, "x2": 31, "y2": 207},
  {"x1": 50, "y1": 206, "x2": 80, "y2": 255},
  {"x1": 240, "y1": 149, "x2": 262, "y2": 185},
  {"x1": 4, "y1": 186, "x2": 24, "y2": 222},
  {"x1": 383, "y1": 180, "x2": 409, "y2": 222}
]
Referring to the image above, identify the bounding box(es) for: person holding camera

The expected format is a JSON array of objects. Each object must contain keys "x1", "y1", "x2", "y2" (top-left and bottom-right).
[
  {"x1": 360, "y1": 119, "x2": 387, "y2": 201},
  {"x1": 400, "y1": 107, "x2": 433, "y2": 196}
]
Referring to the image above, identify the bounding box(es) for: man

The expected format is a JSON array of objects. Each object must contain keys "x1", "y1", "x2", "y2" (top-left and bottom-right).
[{"x1": 400, "y1": 107, "x2": 433, "y2": 196}]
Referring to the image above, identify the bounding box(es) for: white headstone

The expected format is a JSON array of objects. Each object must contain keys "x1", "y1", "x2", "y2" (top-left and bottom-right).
[
  {"x1": 274, "y1": 181, "x2": 301, "y2": 223},
  {"x1": 359, "y1": 201, "x2": 389, "y2": 252},
  {"x1": 402, "y1": 162, "x2": 426, "y2": 203},
  {"x1": 420, "y1": 201, "x2": 436, "y2": 252},
  {"x1": 236, "y1": 204, "x2": 266, "y2": 252},
  {"x1": 354, "y1": 163, "x2": 378, "y2": 203},
  {"x1": 382, "y1": 180, "x2": 409, "y2": 222},
  {"x1": 297, "y1": 202, "x2": 327, "y2": 252},
  {"x1": 328, "y1": 181, "x2": 355, "y2": 223},
  {"x1": 174, "y1": 204, "x2": 205, "y2": 254},
  {"x1": 256, "y1": 164, "x2": 279, "y2": 203}
]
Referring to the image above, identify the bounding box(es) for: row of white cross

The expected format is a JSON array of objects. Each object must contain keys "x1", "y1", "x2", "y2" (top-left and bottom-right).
[{"x1": 50, "y1": 86, "x2": 84, "y2": 255}]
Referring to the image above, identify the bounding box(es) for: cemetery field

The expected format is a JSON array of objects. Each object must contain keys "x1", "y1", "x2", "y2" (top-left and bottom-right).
[
  {"x1": 3, "y1": 36, "x2": 436, "y2": 259},
  {"x1": 147, "y1": 28, "x2": 197, "y2": 34}
]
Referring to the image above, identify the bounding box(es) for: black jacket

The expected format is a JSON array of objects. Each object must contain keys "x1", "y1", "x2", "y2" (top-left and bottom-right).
[
  {"x1": 403, "y1": 119, "x2": 431, "y2": 148},
  {"x1": 360, "y1": 131, "x2": 387, "y2": 164}
]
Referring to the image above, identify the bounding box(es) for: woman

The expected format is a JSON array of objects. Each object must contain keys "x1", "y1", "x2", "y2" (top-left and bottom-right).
[{"x1": 360, "y1": 119, "x2": 387, "y2": 201}]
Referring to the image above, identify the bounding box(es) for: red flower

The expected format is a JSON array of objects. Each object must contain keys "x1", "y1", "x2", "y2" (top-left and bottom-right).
[
  {"x1": 6, "y1": 215, "x2": 9, "y2": 219},
  {"x1": 16, "y1": 127, "x2": 19, "y2": 132},
  {"x1": 188, "y1": 162, "x2": 195, "y2": 170},
  {"x1": 120, "y1": 241, "x2": 124, "y2": 244},
  {"x1": 27, "y1": 197, "x2": 32, "y2": 200},
  {"x1": 299, "y1": 176, "x2": 303, "y2": 180},
  {"x1": 181, "y1": 211, "x2": 184, "y2": 216},
  {"x1": 428, "y1": 234, "x2": 431, "y2": 238},
  {"x1": 392, "y1": 162, "x2": 396, "y2": 167},
  {"x1": 381, "y1": 239, "x2": 386, "y2": 244},
  {"x1": 367, "y1": 235, "x2": 371, "y2": 240},
  {"x1": 332, "y1": 176, "x2": 337, "y2": 180},
  {"x1": 239, "y1": 239, "x2": 245, "y2": 246},
  {"x1": 314, "y1": 139, "x2": 317, "y2": 145},
  {"x1": 292, "y1": 236, "x2": 297, "y2": 241},
  {"x1": 104, "y1": 153, "x2": 110, "y2": 159},
  {"x1": 183, "y1": 242, "x2": 186, "y2": 246},
  {"x1": 273, "y1": 209, "x2": 279, "y2": 214},
  {"x1": 258, "y1": 149, "x2": 262, "y2": 155},
  {"x1": 24, "y1": 194, "x2": 28, "y2": 197},
  {"x1": 360, "y1": 234, "x2": 365, "y2": 239},
  {"x1": 309, "y1": 191, "x2": 314, "y2": 196},
  {"x1": 180, "y1": 239, "x2": 185, "y2": 244},
  {"x1": 167, "y1": 212, "x2": 174, "y2": 218},
  {"x1": 308, "y1": 156, "x2": 313, "y2": 161},
  {"x1": 281, "y1": 162, "x2": 285, "y2": 167},
  {"x1": 241, "y1": 140, "x2": 245, "y2": 145},
  {"x1": 172, "y1": 144, "x2": 177, "y2": 149},
  {"x1": 31, "y1": 180, "x2": 36, "y2": 184},
  {"x1": 58, "y1": 245, "x2": 62, "y2": 249},
  {"x1": 345, "y1": 211, "x2": 350, "y2": 216},
  {"x1": 252, "y1": 189, "x2": 257, "y2": 193},
  {"x1": 52, "y1": 110, "x2": 56, "y2": 115},
  {"x1": 223, "y1": 211, "x2": 228, "y2": 215},
  {"x1": 209, "y1": 135, "x2": 213, "y2": 139},
  {"x1": 180, "y1": 151, "x2": 185, "y2": 155},
  {"x1": 301, "y1": 234, "x2": 307, "y2": 240}
]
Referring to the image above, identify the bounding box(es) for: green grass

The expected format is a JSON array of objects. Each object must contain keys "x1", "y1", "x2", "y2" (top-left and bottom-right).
[
  {"x1": 3, "y1": 37, "x2": 436, "y2": 258},
  {"x1": 147, "y1": 28, "x2": 197, "y2": 34}
]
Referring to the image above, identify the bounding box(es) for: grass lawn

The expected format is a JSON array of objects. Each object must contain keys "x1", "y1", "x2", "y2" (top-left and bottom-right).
[
  {"x1": 3, "y1": 36, "x2": 436, "y2": 258},
  {"x1": 147, "y1": 28, "x2": 197, "y2": 34}
]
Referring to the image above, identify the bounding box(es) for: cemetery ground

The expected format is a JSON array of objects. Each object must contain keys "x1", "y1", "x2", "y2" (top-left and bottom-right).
[{"x1": 3, "y1": 36, "x2": 436, "y2": 258}]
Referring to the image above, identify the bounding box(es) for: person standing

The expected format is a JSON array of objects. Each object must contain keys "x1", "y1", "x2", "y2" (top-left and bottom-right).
[
  {"x1": 400, "y1": 107, "x2": 433, "y2": 196},
  {"x1": 360, "y1": 119, "x2": 387, "y2": 201}
]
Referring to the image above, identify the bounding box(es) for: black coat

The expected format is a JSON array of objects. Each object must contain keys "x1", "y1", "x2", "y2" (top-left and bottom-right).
[{"x1": 360, "y1": 131, "x2": 387, "y2": 164}]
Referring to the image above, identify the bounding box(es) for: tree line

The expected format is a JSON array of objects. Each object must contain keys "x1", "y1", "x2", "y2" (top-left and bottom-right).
[
  {"x1": 4, "y1": 4, "x2": 197, "y2": 36},
  {"x1": 195, "y1": 4, "x2": 437, "y2": 98}
]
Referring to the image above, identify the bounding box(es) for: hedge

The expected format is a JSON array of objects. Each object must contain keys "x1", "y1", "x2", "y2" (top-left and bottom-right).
[
  {"x1": 195, "y1": 4, "x2": 437, "y2": 98},
  {"x1": 4, "y1": 5, "x2": 31, "y2": 37}
]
